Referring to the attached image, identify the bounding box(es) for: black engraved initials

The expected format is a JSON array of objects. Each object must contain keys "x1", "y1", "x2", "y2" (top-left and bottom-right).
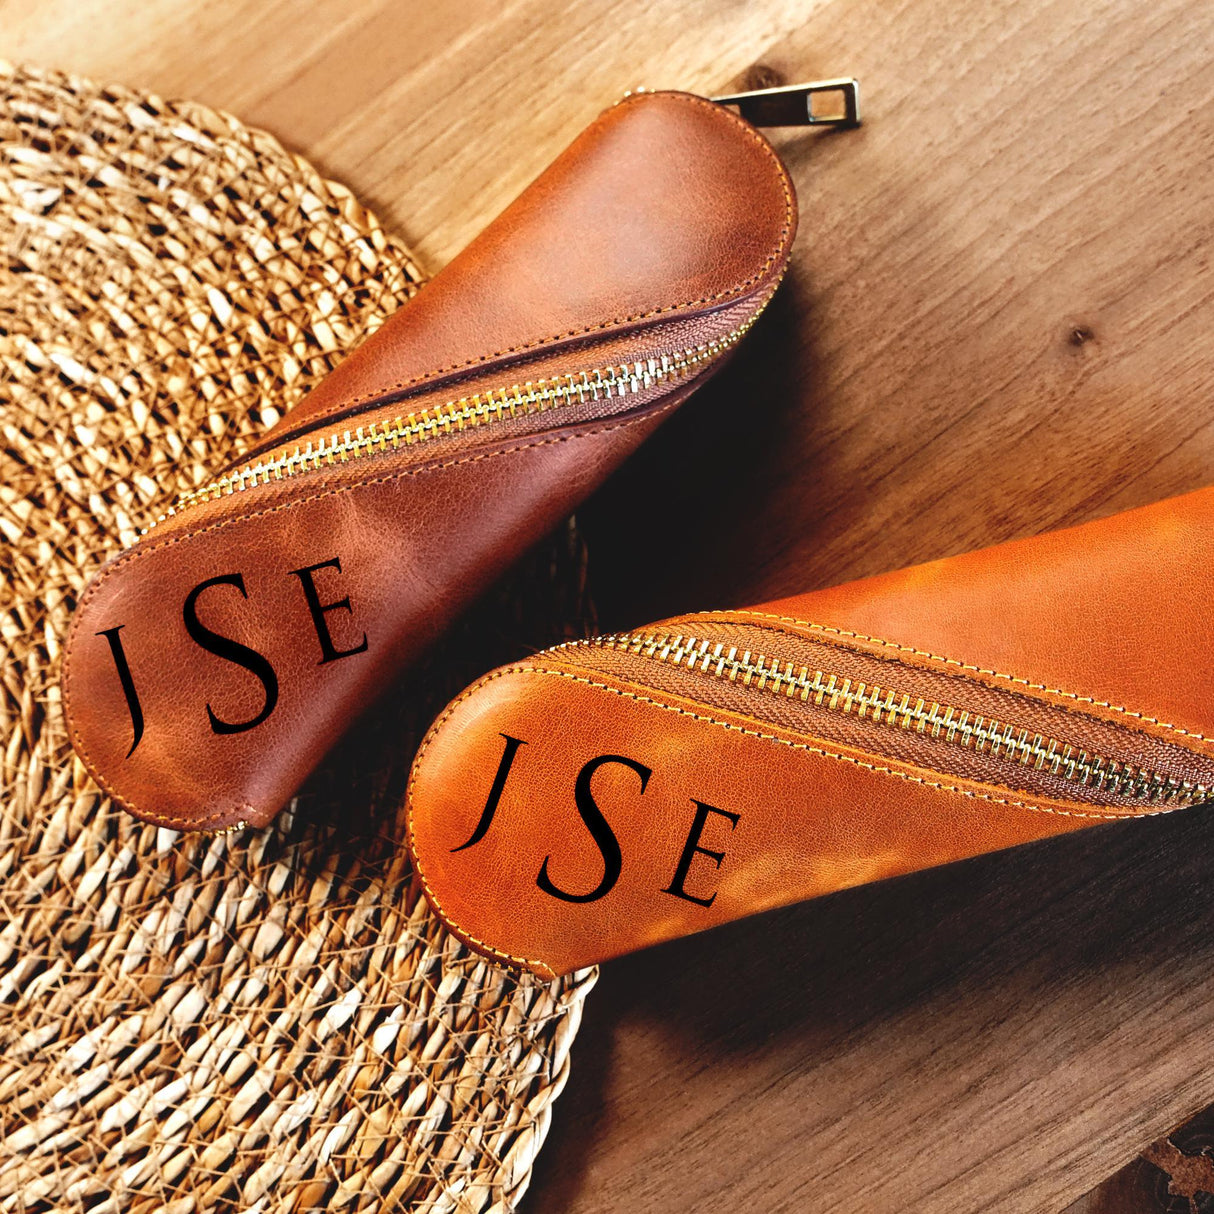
[
  {"x1": 288, "y1": 557, "x2": 369, "y2": 665},
  {"x1": 451, "y1": 733, "x2": 527, "y2": 853},
  {"x1": 661, "y1": 800, "x2": 741, "y2": 908},
  {"x1": 448, "y1": 740, "x2": 742, "y2": 914},
  {"x1": 182, "y1": 573, "x2": 279, "y2": 735},
  {"x1": 96, "y1": 624, "x2": 144, "y2": 757},
  {"x1": 95, "y1": 553, "x2": 367, "y2": 751},
  {"x1": 536, "y1": 754, "x2": 649, "y2": 904}
]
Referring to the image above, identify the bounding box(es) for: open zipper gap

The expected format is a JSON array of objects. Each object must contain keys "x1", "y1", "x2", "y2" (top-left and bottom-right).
[{"x1": 144, "y1": 300, "x2": 772, "y2": 533}]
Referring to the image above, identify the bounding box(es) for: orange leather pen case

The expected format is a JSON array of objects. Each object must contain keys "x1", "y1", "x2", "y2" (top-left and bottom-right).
[
  {"x1": 407, "y1": 489, "x2": 1214, "y2": 977},
  {"x1": 61, "y1": 89, "x2": 797, "y2": 833}
]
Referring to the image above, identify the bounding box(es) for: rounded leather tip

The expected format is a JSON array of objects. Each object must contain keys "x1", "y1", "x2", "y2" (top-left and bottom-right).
[
  {"x1": 60, "y1": 544, "x2": 318, "y2": 835},
  {"x1": 405, "y1": 664, "x2": 572, "y2": 977}
]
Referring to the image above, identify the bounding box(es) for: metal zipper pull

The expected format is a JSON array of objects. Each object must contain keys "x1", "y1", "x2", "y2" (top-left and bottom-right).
[{"x1": 711, "y1": 78, "x2": 861, "y2": 128}]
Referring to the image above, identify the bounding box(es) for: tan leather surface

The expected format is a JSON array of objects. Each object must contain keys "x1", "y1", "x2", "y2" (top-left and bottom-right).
[
  {"x1": 62, "y1": 90, "x2": 795, "y2": 831},
  {"x1": 406, "y1": 487, "x2": 1214, "y2": 976},
  {"x1": 752, "y1": 487, "x2": 1214, "y2": 743}
]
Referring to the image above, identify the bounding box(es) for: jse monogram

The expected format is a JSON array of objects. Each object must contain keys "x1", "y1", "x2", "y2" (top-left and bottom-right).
[
  {"x1": 98, "y1": 556, "x2": 368, "y2": 757},
  {"x1": 454, "y1": 732, "x2": 741, "y2": 909}
]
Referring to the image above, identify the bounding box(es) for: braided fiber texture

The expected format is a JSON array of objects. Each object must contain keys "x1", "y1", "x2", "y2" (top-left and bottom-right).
[{"x1": 0, "y1": 60, "x2": 596, "y2": 1212}]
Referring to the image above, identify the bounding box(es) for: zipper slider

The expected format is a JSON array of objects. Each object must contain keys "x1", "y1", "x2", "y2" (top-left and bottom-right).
[{"x1": 711, "y1": 78, "x2": 861, "y2": 128}]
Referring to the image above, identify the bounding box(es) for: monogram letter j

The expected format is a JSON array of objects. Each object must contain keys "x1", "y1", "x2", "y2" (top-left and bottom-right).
[
  {"x1": 451, "y1": 733, "x2": 526, "y2": 853},
  {"x1": 96, "y1": 625, "x2": 144, "y2": 758}
]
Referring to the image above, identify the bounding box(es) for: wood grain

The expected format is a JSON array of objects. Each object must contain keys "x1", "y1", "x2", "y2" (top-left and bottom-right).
[
  {"x1": 1064, "y1": 1105, "x2": 1214, "y2": 1212},
  {"x1": 5, "y1": 1, "x2": 1214, "y2": 1209}
]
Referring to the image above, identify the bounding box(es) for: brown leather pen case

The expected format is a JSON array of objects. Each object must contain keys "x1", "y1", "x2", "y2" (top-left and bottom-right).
[
  {"x1": 407, "y1": 489, "x2": 1214, "y2": 977},
  {"x1": 61, "y1": 90, "x2": 796, "y2": 832}
]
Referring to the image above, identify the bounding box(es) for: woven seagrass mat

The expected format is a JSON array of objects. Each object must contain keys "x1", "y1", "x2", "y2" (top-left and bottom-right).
[{"x1": 0, "y1": 60, "x2": 597, "y2": 1212}]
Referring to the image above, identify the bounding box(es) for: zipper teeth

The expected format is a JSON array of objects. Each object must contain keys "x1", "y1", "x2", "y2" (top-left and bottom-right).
[
  {"x1": 577, "y1": 631, "x2": 1211, "y2": 807},
  {"x1": 144, "y1": 305, "x2": 768, "y2": 533}
]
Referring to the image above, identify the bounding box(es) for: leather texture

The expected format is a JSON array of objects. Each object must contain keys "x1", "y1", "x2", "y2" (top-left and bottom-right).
[
  {"x1": 406, "y1": 488, "x2": 1214, "y2": 977},
  {"x1": 62, "y1": 90, "x2": 796, "y2": 832}
]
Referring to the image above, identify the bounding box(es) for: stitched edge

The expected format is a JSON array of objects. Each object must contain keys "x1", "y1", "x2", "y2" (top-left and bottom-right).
[
  {"x1": 64, "y1": 91, "x2": 793, "y2": 833},
  {"x1": 404, "y1": 667, "x2": 553, "y2": 971},
  {"x1": 288, "y1": 91, "x2": 795, "y2": 429},
  {"x1": 405, "y1": 661, "x2": 1167, "y2": 975},
  {"x1": 61, "y1": 397, "x2": 688, "y2": 834},
  {"x1": 670, "y1": 612, "x2": 1214, "y2": 758},
  {"x1": 712, "y1": 610, "x2": 1214, "y2": 744}
]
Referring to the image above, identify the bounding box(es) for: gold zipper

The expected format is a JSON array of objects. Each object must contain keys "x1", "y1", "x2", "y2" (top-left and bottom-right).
[
  {"x1": 144, "y1": 308, "x2": 767, "y2": 533},
  {"x1": 578, "y1": 631, "x2": 1212, "y2": 807}
]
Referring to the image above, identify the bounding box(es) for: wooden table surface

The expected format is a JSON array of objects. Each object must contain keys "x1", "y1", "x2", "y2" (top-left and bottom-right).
[{"x1": 6, "y1": 1, "x2": 1214, "y2": 1210}]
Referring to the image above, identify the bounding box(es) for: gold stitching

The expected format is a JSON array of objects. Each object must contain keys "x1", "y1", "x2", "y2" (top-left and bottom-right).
[
  {"x1": 664, "y1": 614, "x2": 1210, "y2": 756},
  {"x1": 405, "y1": 666, "x2": 573, "y2": 972},
  {"x1": 62, "y1": 397, "x2": 687, "y2": 835},
  {"x1": 294, "y1": 91, "x2": 795, "y2": 431},
  {"x1": 714, "y1": 611, "x2": 1214, "y2": 744},
  {"x1": 510, "y1": 667, "x2": 1157, "y2": 820},
  {"x1": 63, "y1": 86, "x2": 794, "y2": 841},
  {"x1": 405, "y1": 659, "x2": 1167, "y2": 974}
]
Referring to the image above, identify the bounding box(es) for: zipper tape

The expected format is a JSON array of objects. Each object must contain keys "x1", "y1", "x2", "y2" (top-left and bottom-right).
[{"x1": 576, "y1": 631, "x2": 1213, "y2": 807}]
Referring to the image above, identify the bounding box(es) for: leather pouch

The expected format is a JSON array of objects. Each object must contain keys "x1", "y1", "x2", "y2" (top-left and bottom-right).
[
  {"x1": 407, "y1": 489, "x2": 1214, "y2": 977},
  {"x1": 61, "y1": 89, "x2": 797, "y2": 831}
]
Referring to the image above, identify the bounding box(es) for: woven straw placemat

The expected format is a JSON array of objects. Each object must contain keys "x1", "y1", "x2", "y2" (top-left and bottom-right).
[{"x1": 0, "y1": 60, "x2": 596, "y2": 1212}]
